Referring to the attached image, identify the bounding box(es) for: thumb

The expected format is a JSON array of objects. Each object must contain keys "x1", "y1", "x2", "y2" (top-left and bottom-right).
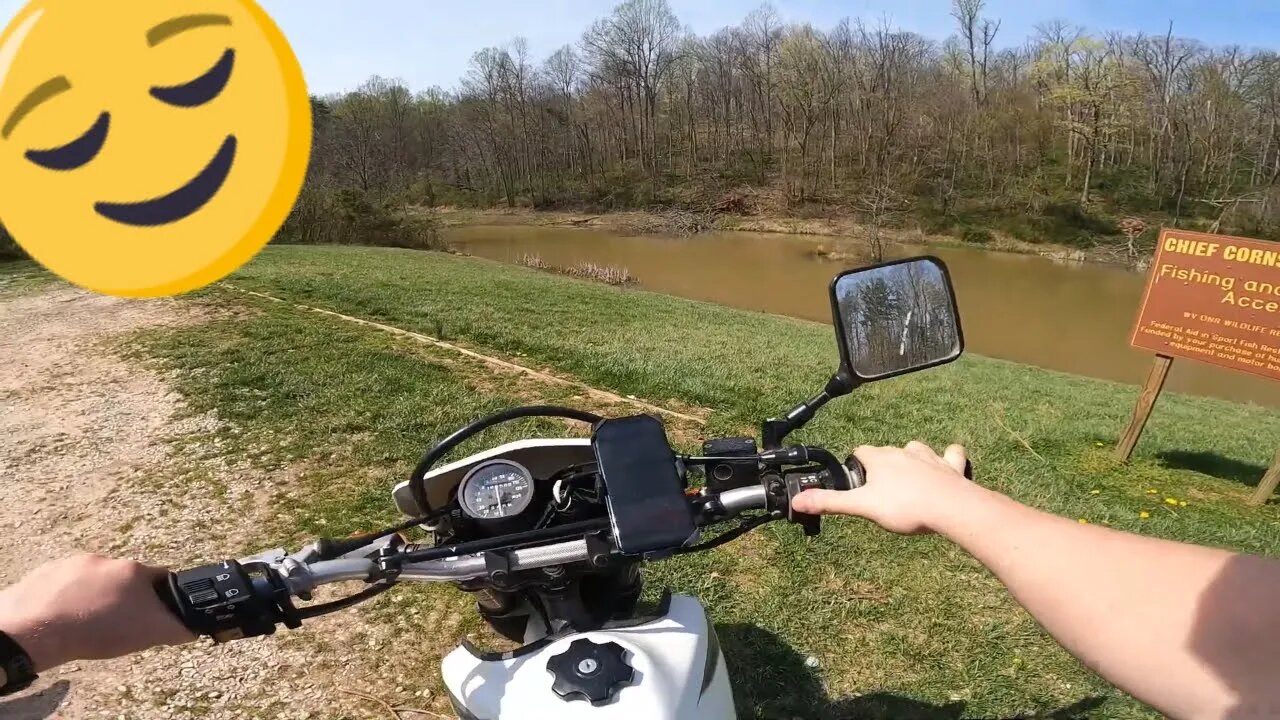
[{"x1": 791, "y1": 488, "x2": 868, "y2": 518}]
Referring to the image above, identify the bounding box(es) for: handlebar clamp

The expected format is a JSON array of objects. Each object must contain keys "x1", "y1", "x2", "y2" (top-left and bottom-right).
[{"x1": 160, "y1": 560, "x2": 301, "y2": 643}]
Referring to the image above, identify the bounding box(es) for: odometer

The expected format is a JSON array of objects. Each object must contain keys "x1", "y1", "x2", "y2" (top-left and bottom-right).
[{"x1": 458, "y1": 460, "x2": 534, "y2": 521}]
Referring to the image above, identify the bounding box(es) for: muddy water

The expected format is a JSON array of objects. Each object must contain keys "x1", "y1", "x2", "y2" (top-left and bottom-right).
[{"x1": 448, "y1": 225, "x2": 1280, "y2": 407}]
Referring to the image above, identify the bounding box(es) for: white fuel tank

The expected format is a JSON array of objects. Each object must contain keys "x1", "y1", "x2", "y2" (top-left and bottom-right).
[{"x1": 441, "y1": 594, "x2": 735, "y2": 719}]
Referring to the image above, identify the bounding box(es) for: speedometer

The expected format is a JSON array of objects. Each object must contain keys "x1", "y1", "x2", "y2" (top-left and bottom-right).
[{"x1": 458, "y1": 460, "x2": 534, "y2": 521}]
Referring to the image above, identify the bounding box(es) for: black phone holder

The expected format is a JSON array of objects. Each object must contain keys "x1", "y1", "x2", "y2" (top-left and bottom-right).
[{"x1": 592, "y1": 415, "x2": 698, "y2": 556}]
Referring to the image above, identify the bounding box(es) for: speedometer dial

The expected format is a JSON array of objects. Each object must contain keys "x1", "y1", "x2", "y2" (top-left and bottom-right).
[{"x1": 459, "y1": 460, "x2": 534, "y2": 521}]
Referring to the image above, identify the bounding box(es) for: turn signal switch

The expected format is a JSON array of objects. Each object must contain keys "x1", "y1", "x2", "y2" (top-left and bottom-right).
[
  {"x1": 781, "y1": 453, "x2": 867, "y2": 536},
  {"x1": 157, "y1": 560, "x2": 300, "y2": 643}
]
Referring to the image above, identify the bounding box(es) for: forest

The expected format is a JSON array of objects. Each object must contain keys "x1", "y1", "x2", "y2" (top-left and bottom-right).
[{"x1": 278, "y1": 0, "x2": 1280, "y2": 258}]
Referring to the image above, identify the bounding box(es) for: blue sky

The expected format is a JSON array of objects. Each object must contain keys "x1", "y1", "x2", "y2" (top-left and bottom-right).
[{"x1": 3, "y1": 1, "x2": 1279, "y2": 95}]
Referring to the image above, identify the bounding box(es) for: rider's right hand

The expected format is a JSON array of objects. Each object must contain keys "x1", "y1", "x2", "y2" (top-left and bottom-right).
[{"x1": 792, "y1": 442, "x2": 974, "y2": 535}]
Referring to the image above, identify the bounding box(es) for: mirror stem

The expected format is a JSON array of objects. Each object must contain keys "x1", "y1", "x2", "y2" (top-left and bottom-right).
[{"x1": 762, "y1": 371, "x2": 856, "y2": 450}]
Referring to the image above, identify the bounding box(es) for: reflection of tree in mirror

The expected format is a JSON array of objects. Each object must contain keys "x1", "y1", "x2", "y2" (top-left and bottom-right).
[{"x1": 836, "y1": 261, "x2": 959, "y2": 378}]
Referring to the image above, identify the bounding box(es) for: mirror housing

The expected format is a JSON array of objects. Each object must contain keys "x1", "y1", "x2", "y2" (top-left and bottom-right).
[
  {"x1": 830, "y1": 256, "x2": 964, "y2": 382},
  {"x1": 761, "y1": 256, "x2": 963, "y2": 450}
]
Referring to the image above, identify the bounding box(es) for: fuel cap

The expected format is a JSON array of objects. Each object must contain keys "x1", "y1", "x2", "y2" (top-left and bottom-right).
[{"x1": 546, "y1": 638, "x2": 634, "y2": 705}]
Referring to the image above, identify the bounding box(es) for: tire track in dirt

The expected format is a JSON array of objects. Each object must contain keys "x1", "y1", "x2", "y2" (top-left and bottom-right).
[{"x1": 220, "y1": 283, "x2": 709, "y2": 427}]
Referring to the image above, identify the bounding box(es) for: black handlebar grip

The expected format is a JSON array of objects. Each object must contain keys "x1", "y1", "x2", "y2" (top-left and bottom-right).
[
  {"x1": 154, "y1": 572, "x2": 190, "y2": 626},
  {"x1": 844, "y1": 455, "x2": 867, "y2": 489}
]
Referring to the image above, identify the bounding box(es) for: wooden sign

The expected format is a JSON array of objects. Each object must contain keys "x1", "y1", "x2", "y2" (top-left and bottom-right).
[
  {"x1": 1130, "y1": 229, "x2": 1280, "y2": 380},
  {"x1": 1117, "y1": 230, "x2": 1280, "y2": 499}
]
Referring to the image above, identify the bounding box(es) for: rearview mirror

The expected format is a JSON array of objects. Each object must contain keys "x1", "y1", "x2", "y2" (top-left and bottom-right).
[{"x1": 830, "y1": 257, "x2": 963, "y2": 382}]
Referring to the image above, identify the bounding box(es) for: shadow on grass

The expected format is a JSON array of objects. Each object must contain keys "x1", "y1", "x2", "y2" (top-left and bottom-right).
[
  {"x1": 720, "y1": 624, "x2": 1106, "y2": 719},
  {"x1": 1156, "y1": 450, "x2": 1268, "y2": 487}
]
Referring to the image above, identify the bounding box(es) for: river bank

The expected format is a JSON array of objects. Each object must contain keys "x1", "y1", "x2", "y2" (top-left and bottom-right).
[
  {"x1": 442, "y1": 223, "x2": 1278, "y2": 407},
  {"x1": 433, "y1": 206, "x2": 1134, "y2": 267}
]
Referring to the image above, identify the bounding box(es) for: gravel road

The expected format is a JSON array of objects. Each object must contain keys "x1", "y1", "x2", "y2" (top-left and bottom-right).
[{"x1": 0, "y1": 287, "x2": 459, "y2": 720}]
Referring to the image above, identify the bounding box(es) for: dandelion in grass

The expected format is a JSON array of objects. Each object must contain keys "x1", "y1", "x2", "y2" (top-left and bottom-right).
[
  {"x1": 1093, "y1": 442, "x2": 1104, "y2": 448},
  {"x1": 1139, "y1": 511, "x2": 1150, "y2": 520},
  {"x1": 1146, "y1": 489, "x2": 1158, "y2": 494},
  {"x1": 1165, "y1": 497, "x2": 1179, "y2": 505},
  {"x1": 1078, "y1": 518, "x2": 1089, "y2": 524},
  {"x1": 1089, "y1": 489, "x2": 1101, "y2": 495},
  {"x1": 1179, "y1": 501, "x2": 1187, "y2": 507}
]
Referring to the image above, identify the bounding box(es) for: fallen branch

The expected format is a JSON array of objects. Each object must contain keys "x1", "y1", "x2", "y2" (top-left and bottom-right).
[
  {"x1": 339, "y1": 688, "x2": 400, "y2": 719},
  {"x1": 393, "y1": 708, "x2": 450, "y2": 719}
]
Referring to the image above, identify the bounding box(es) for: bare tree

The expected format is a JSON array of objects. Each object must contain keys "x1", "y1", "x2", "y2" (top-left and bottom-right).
[
  {"x1": 951, "y1": 0, "x2": 1000, "y2": 104},
  {"x1": 581, "y1": 0, "x2": 685, "y2": 179}
]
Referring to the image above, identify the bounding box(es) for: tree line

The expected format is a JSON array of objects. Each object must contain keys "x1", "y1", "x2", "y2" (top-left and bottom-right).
[{"x1": 284, "y1": 0, "x2": 1280, "y2": 252}]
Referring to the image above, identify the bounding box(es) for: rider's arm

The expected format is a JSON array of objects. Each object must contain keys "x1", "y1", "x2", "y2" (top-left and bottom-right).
[
  {"x1": 0, "y1": 554, "x2": 194, "y2": 672},
  {"x1": 794, "y1": 444, "x2": 1280, "y2": 720}
]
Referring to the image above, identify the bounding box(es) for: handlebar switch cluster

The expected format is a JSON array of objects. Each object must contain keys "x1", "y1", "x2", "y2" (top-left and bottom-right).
[
  {"x1": 785, "y1": 472, "x2": 824, "y2": 536},
  {"x1": 163, "y1": 560, "x2": 301, "y2": 643}
]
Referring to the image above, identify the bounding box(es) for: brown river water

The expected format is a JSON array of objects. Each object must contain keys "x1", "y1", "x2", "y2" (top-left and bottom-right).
[{"x1": 448, "y1": 225, "x2": 1280, "y2": 408}]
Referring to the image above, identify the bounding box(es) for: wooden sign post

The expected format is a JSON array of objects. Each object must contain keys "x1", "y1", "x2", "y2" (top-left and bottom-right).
[
  {"x1": 1248, "y1": 451, "x2": 1280, "y2": 506},
  {"x1": 1118, "y1": 229, "x2": 1280, "y2": 501},
  {"x1": 1114, "y1": 354, "x2": 1173, "y2": 462}
]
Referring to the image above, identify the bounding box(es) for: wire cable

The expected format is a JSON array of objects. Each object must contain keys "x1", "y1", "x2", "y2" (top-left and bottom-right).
[
  {"x1": 677, "y1": 513, "x2": 778, "y2": 554},
  {"x1": 296, "y1": 583, "x2": 393, "y2": 619}
]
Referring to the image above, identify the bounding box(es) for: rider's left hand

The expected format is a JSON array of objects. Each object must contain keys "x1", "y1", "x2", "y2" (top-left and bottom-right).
[{"x1": 0, "y1": 554, "x2": 195, "y2": 671}]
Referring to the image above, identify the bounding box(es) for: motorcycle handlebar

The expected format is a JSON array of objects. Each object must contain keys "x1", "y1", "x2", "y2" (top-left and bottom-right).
[
  {"x1": 713, "y1": 485, "x2": 768, "y2": 515},
  {"x1": 159, "y1": 450, "x2": 879, "y2": 643},
  {"x1": 277, "y1": 538, "x2": 602, "y2": 593}
]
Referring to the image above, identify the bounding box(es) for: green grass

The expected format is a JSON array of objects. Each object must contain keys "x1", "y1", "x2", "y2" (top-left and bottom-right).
[
  {"x1": 125, "y1": 246, "x2": 1280, "y2": 719},
  {"x1": 0, "y1": 259, "x2": 54, "y2": 297}
]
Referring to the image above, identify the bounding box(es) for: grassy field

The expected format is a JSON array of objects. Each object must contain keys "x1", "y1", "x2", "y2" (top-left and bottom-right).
[
  {"x1": 0, "y1": 261, "x2": 55, "y2": 297},
  {"x1": 10, "y1": 247, "x2": 1279, "y2": 718}
]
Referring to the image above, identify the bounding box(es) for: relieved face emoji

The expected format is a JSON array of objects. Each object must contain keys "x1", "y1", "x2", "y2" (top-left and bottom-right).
[{"x1": 0, "y1": 0, "x2": 310, "y2": 297}]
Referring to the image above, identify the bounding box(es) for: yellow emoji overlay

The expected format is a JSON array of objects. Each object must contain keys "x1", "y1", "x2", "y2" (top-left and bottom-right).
[{"x1": 0, "y1": 1, "x2": 310, "y2": 297}]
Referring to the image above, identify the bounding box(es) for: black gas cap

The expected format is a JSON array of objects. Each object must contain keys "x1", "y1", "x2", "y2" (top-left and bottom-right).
[{"x1": 546, "y1": 638, "x2": 634, "y2": 705}]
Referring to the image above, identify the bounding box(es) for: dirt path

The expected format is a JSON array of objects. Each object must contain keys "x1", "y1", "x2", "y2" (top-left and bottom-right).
[
  {"x1": 0, "y1": 288, "x2": 199, "y2": 577},
  {"x1": 224, "y1": 284, "x2": 708, "y2": 427},
  {"x1": 0, "y1": 287, "x2": 459, "y2": 720}
]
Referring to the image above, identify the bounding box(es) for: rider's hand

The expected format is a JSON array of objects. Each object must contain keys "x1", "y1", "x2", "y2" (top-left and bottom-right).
[
  {"x1": 0, "y1": 554, "x2": 195, "y2": 672},
  {"x1": 792, "y1": 442, "x2": 974, "y2": 534}
]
